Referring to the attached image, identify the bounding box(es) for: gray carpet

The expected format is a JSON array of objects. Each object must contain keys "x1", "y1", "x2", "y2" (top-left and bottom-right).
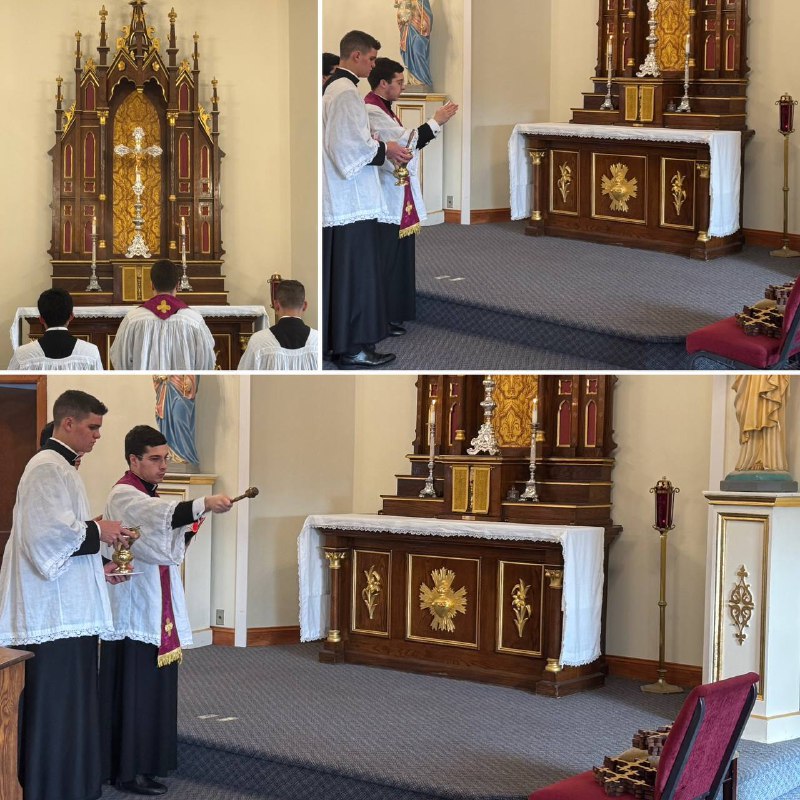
[{"x1": 165, "y1": 643, "x2": 798, "y2": 800}]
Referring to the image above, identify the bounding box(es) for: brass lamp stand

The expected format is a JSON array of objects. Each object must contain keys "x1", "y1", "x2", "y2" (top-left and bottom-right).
[
  {"x1": 642, "y1": 477, "x2": 683, "y2": 695},
  {"x1": 771, "y1": 93, "x2": 800, "y2": 259}
]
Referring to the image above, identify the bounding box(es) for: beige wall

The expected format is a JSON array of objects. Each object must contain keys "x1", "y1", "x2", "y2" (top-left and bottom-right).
[{"x1": 1, "y1": 0, "x2": 317, "y2": 366}]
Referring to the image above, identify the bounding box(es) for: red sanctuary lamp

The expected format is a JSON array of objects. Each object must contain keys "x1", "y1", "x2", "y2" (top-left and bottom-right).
[
  {"x1": 772, "y1": 93, "x2": 800, "y2": 258},
  {"x1": 642, "y1": 477, "x2": 683, "y2": 695}
]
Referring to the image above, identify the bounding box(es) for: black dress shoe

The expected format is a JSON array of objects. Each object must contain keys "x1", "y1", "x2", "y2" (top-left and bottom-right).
[
  {"x1": 388, "y1": 322, "x2": 407, "y2": 336},
  {"x1": 339, "y1": 349, "x2": 396, "y2": 368},
  {"x1": 115, "y1": 774, "x2": 168, "y2": 795}
]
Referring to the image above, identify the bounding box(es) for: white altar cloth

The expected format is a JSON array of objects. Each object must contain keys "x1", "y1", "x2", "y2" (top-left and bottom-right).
[
  {"x1": 298, "y1": 513, "x2": 605, "y2": 666},
  {"x1": 10, "y1": 304, "x2": 268, "y2": 351},
  {"x1": 508, "y1": 122, "x2": 741, "y2": 238}
]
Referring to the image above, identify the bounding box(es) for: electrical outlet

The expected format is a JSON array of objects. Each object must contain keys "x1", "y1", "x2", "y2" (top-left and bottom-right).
[
  {"x1": 446, "y1": 195, "x2": 454, "y2": 209},
  {"x1": 215, "y1": 609, "x2": 225, "y2": 625}
]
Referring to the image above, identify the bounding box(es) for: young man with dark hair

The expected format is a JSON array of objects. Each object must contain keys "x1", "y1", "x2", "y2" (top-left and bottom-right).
[
  {"x1": 110, "y1": 259, "x2": 216, "y2": 370},
  {"x1": 0, "y1": 390, "x2": 131, "y2": 800},
  {"x1": 366, "y1": 57, "x2": 458, "y2": 335},
  {"x1": 8, "y1": 288, "x2": 103, "y2": 370},
  {"x1": 238, "y1": 279, "x2": 319, "y2": 370},
  {"x1": 100, "y1": 424, "x2": 232, "y2": 796},
  {"x1": 323, "y1": 30, "x2": 412, "y2": 369}
]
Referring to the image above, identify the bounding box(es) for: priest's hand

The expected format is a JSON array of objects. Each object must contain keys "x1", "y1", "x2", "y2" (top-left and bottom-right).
[
  {"x1": 96, "y1": 518, "x2": 132, "y2": 547},
  {"x1": 204, "y1": 494, "x2": 234, "y2": 514},
  {"x1": 433, "y1": 101, "x2": 459, "y2": 126},
  {"x1": 386, "y1": 140, "x2": 412, "y2": 165},
  {"x1": 103, "y1": 560, "x2": 130, "y2": 585}
]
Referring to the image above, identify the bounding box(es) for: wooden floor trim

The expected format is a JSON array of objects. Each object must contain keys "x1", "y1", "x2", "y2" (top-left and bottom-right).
[
  {"x1": 606, "y1": 655, "x2": 702, "y2": 687},
  {"x1": 742, "y1": 227, "x2": 800, "y2": 251},
  {"x1": 210, "y1": 625, "x2": 301, "y2": 647}
]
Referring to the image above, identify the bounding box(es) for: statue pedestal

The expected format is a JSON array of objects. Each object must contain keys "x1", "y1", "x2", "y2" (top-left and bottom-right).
[
  {"x1": 161, "y1": 473, "x2": 217, "y2": 648},
  {"x1": 398, "y1": 92, "x2": 448, "y2": 225},
  {"x1": 703, "y1": 491, "x2": 800, "y2": 742}
]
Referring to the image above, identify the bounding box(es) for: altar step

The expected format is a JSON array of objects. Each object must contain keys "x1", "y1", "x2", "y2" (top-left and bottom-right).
[{"x1": 571, "y1": 105, "x2": 746, "y2": 130}]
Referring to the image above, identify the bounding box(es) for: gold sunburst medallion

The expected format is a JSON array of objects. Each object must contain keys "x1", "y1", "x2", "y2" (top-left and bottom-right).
[
  {"x1": 601, "y1": 162, "x2": 638, "y2": 213},
  {"x1": 419, "y1": 568, "x2": 467, "y2": 633}
]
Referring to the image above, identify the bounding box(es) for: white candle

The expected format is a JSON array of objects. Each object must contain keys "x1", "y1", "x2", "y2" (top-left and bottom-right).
[
  {"x1": 685, "y1": 33, "x2": 690, "y2": 55},
  {"x1": 181, "y1": 216, "x2": 186, "y2": 236},
  {"x1": 608, "y1": 35, "x2": 613, "y2": 62},
  {"x1": 532, "y1": 397, "x2": 538, "y2": 427},
  {"x1": 91, "y1": 215, "x2": 96, "y2": 236},
  {"x1": 428, "y1": 401, "x2": 436, "y2": 454}
]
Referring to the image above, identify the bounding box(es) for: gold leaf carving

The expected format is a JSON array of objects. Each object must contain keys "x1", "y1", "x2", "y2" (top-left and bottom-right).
[
  {"x1": 601, "y1": 163, "x2": 638, "y2": 213},
  {"x1": 511, "y1": 578, "x2": 532, "y2": 638},
  {"x1": 361, "y1": 566, "x2": 382, "y2": 620},
  {"x1": 112, "y1": 92, "x2": 162, "y2": 256},
  {"x1": 419, "y1": 568, "x2": 467, "y2": 633},
  {"x1": 671, "y1": 171, "x2": 687, "y2": 215},
  {"x1": 558, "y1": 163, "x2": 572, "y2": 204},
  {"x1": 728, "y1": 565, "x2": 754, "y2": 645}
]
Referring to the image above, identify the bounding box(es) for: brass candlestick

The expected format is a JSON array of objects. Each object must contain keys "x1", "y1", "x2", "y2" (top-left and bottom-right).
[
  {"x1": 642, "y1": 477, "x2": 682, "y2": 694},
  {"x1": 771, "y1": 93, "x2": 800, "y2": 259}
]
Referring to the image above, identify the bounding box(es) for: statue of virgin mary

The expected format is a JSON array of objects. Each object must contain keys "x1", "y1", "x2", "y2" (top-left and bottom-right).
[{"x1": 395, "y1": 0, "x2": 433, "y2": 90}]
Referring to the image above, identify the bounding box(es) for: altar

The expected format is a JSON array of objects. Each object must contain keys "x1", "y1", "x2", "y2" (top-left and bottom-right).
[
  {"x1": 11, "y1": 304, "x2": 267, "y2": 370},
  {"x1": 299, "y1": 514, "x2": 606, "y2": 696}
]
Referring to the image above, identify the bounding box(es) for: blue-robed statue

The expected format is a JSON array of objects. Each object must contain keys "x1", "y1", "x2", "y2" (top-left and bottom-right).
[
  {"x1": 153, "y1": 375, "x2": 200, "y2": 472},
  {"x1": 395, "y1": 0, "x2": 433, "y2": 90}
]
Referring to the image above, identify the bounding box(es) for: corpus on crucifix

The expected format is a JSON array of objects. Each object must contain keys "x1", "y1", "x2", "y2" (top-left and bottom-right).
[{"x1": 113, "y1": 126, "x2": 163, "y2": 259}]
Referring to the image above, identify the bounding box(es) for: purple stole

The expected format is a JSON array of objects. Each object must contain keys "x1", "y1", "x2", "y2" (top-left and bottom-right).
[
  {"x1": 115, "y1": 471, "x2": 184, "y2": 667},
  {"x1": 364, "y1": 92, "x2": 421, "y2": 238},
  {"x1": 141, "y1": 293, "x2": 190, "y2": 320}
]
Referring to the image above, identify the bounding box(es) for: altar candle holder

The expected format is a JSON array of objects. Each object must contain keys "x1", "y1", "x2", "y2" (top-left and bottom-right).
[
  {"x1": 467, "y1": 376, "x2": 500, "y2": 456},
  {"x1": 179, "y1": 216, "x2": 194, "y2": 290},
  {"x1": 642, "y1": 477, "x2": 683, "y2": 694},
  {"x1": 419, "y1": 400, "x2": 438, "y2": 498},
  {"x1": 771, "y1": 94, "x2": 800, "y2": 259},
  {"x1": 637, "y1": 0, "x2": 661, "y2": 78},
  {"x1": 519, "y1": 422, "x2": 541, "y2": 502},
  {"x1": 600, "y1": 35, "x2": 615, "y2": 111},
  {"x1": 676, "y1": 35, "x2": 692, "y2": 113},
  {"x1": 86, "y1": 216, "x2": 101, "y2": 291}
]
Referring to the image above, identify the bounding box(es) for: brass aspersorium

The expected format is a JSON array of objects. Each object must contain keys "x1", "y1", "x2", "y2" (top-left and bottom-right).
[
  {"x1": 510, "y1": 578, "x2": 532, "y2": 637},
  {"x1": 361, "y1": 566, "x2": 382, "y2": 620},
  {"x1": 419, "y1": 568, "x2": 467, "y2": 633},
  {"x1": 601, "y1": 163, "x2": 638, "y2": 213}
]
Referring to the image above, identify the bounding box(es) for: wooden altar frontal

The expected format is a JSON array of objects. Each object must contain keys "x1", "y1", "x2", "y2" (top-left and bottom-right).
[{"x1": 312, "y1": 374, "x2": 622, "y2": 696}]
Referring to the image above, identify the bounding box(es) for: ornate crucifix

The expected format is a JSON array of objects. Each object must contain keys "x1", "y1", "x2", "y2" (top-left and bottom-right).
[{"x1": 113, "y1": 126, "x2": 163, "y2": 258}]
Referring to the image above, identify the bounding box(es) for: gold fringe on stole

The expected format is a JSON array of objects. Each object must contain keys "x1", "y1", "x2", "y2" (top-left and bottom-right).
[
  {"x1": 399, "y1": 223, "x2": 421, "y2": 239},
  {"x1": 157, "y1": 647, "x2": 183, "y2": 667}
]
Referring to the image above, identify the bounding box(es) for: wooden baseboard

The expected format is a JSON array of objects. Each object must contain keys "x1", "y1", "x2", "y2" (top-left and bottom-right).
[
  {"x1": 743, "y1": 227, "x2": 800, "y2": 251},
  {"x1": 210, "y1": 625, "x2": 301, "y2": 647},
  {"x1": 444, "y1": 208, "x2": 512, "y2": 224},
  {"x1": 606, "y1": 655, "x2": 702, "y2": 688}
]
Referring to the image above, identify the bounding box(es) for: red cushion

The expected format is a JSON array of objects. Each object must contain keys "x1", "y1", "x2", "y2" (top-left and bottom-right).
[
  {"x1": 529, "y1": 770, "x2": 607, "y2": 800},
  {"x1": 685, "y1": 316, "x2": 781, "y2": 368},
  {"x1": 779, "y1": 277, "x2": 800, "y2": 349}
]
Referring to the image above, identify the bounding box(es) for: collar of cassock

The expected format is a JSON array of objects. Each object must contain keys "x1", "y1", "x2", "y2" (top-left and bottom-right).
[
  {"x1": 141, "y1": 293, "x2": 190, "y2": 320},
  {"x1": 43, "y1": 437, "x2": 80, "y2": 466},
  {"x1": 326, "y1": 67, "x2": 359, "y2": 88},
  {"x1": 116, "y1": 470, "x2": 158, "y2": 497}
]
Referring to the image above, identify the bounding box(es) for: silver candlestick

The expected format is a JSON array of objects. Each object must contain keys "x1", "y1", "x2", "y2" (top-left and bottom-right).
[
  {"x1": 178, "y1": 218, "x2": 193, "y2": 291},
  {"x1": 467, "y1": 376, "x2": 500, "y2": 456},
  {"x1": 86, "y1": 220, "x2": 101, "y2": 291},
  {"x1": 419, "y1": 414, "x2": 438, "y2": 498},
  {"x1": 519, "y1": 423, "x2": 541, "y2": 502},
  {"x1": 637, "y1": 0, "x2": 661, "y2": 78},
  {"x1": 676, "y1": 46, "x2": 692, "y2": 113},
  {"x1": 600, "y1": 39, "x2": 614, "y2": 110}
]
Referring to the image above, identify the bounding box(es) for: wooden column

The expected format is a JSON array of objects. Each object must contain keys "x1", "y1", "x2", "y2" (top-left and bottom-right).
[
  {"x1": 0, "y1": 648, "x2": 33, "y2": 800},
  {"x1": 527, "y1": 147, "x2": 547, "y2": 234},
  {"x1": 319, "y1": 548, "x2": 348, "y2": 663},
  {"x1": 691, "y1": 161, "x2": 712, "y2": 258}
]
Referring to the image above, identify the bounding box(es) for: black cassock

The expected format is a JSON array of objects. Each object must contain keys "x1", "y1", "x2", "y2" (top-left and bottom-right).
[
  {"x1": 378, "y1": 224, "x2": 417, "y2": 324},
  {"x1": 17, "y1": 636, "x2": 103, "y2": 800},
  {"x1": 99, "y1": 639, "x2": 178, "y2": 784}
]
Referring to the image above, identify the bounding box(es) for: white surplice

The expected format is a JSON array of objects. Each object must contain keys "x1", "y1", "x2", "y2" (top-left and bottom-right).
[
  {"x1": 0, "y1": 450, "x2": 112, "y2": 645},
  {"x1": 237, "y1": 327, "x2": 320, "y2": 371},
  {"x1": 8, "y1": 339, "x2": 104, "y2": 371},
  {"x1": 109, "y1": 307, "x2": 216, "y2": 371},
  {"x1": 102, "y1": 484, "x2": 196, "y2": 648}
]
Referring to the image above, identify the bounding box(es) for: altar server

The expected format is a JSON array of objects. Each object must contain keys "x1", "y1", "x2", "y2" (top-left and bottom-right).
[
  {"x1": 366, "y1": 58, "x2": 458, "y2": 334},
  {"x1": 8, "y1": 288, "x2": 103, "y2": 370},
  {"x1": 323, "y1": 30, "x2": 412, "y2": 368},
  {"x1": 238, "y1": 279, "x2": 319, "y2": 370},
  {"x1": 0, "y1": 390, "x2": 130, "y2": 800},
  {"x1": 110, "y1": 259, "x2": 216, "y2": 371},
  {"x1": 100, "y1": 425, "x2": 232, "y2": 796}
]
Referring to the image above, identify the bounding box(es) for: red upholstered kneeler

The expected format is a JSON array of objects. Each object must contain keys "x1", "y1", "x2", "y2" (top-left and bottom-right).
[
  {"x1": 529, "y1": 672, "x2": 758, "y2": 800},
  {"x1": 686, "y1": 276, "x2": 800, "y2": 369}
]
